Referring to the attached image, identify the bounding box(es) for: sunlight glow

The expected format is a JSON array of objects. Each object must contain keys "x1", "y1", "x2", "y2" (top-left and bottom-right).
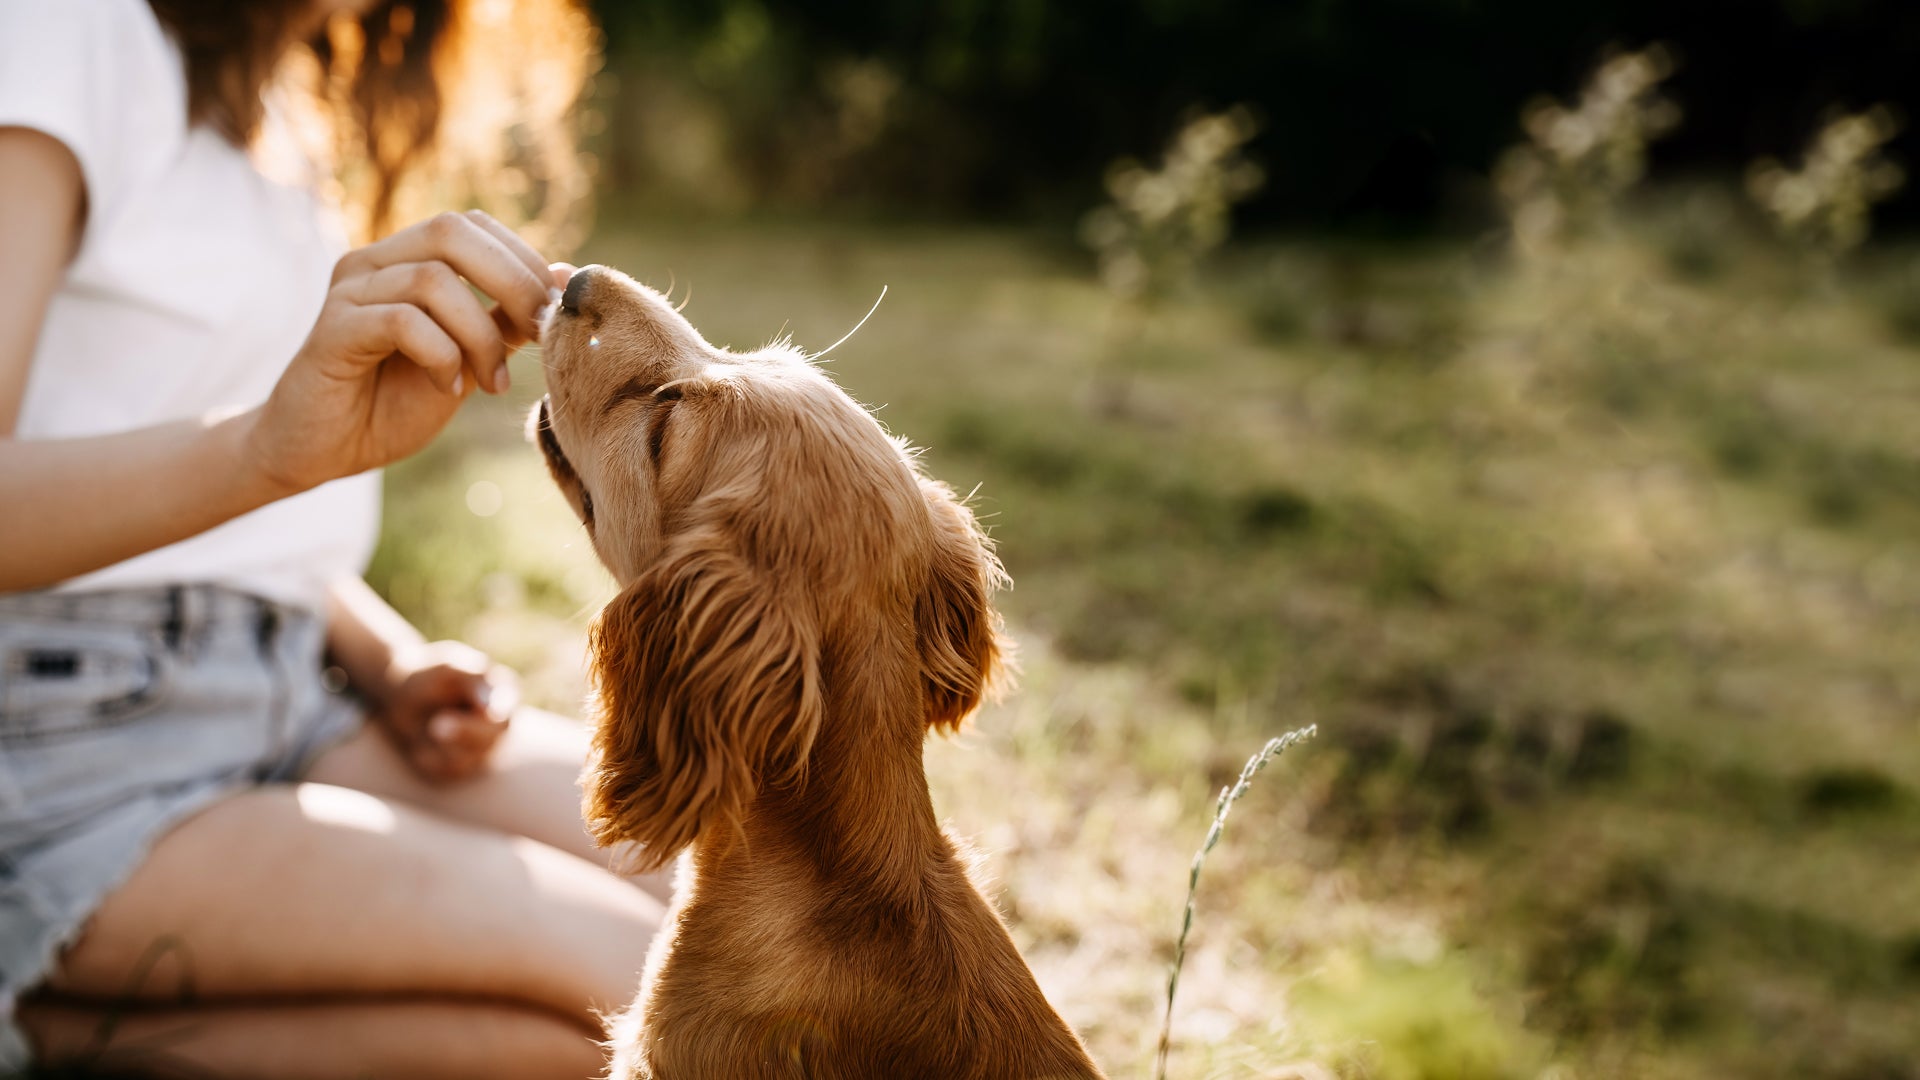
[{"x1": 295, "y1": 784, "x2": 399, "y2": 835}]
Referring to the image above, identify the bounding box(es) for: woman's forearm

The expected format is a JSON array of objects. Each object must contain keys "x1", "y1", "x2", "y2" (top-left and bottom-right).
[
  {"x1": 2, "y1": 131, "x2": 553, "y2": 598},
  {"x1": 324, "y1": 575, "x2": 428, "y2": 710},
  {"x1": 0, "y1": 407, "x2": 295, "y2": 592}
]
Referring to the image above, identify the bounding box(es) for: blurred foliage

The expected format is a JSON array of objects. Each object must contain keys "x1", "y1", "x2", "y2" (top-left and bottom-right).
[
  {"x1": 1294, "y1": 949, "x2": 1550, "y2": 1080},
  {"x1": 1077, "y1": 106, "x2": 1264, "y2": 415},
  {"x1": 1081, "y1": 107, "x2": 1264, "y2": 308},
  {"x1": 1496, "y1": 46, "x2": 1681, "y2": 256},
  {"x1": 1749, "y1": 106, "x2": 1908, "y2": 261},
  {"x1": 581, "y1": 0, "x2": 1920, "y2": 229}
]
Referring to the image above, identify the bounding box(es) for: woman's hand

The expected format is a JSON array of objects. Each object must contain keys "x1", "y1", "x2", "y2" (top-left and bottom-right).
[
  {"x1": 246, "y1": 209, "x2": 565, "y2": 495},
  {"x1": 373, "y1": 640, "x2": 521, "y2": 783}
]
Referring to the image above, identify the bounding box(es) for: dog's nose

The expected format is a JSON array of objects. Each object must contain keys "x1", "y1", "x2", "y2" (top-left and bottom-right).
[{"x1": 559, "y1": 264, "x2": 603, "y2": 316}]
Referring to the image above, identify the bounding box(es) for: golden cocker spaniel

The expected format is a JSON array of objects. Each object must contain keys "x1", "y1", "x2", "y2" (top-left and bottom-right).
[{"x1": 532, "y1": 264, "x2": 1104, "y2": 1080}]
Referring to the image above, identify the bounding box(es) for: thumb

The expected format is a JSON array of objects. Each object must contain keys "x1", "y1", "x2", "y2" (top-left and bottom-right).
[{"x1": 481, "y1": 670, "x2": 521, "y2": 722}]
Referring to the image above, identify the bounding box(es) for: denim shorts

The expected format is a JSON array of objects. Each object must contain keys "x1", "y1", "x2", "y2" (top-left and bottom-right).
[{"x1": 0, "y1": 585, "x2": 362, "y2": 1069}]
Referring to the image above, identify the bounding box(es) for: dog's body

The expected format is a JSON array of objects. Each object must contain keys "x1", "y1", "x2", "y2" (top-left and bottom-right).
[
  {"x1": 534, "y1": 265, "x2": 1103, "y2": 1079},
  {"x1": 611, "y1": 761, "x2": 1094, "y2": 1079}
]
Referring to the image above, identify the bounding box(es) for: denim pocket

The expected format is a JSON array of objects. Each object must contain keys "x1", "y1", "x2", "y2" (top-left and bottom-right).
[{"x1": 0, "y1": 619, "x2": 167, "y2": 745}]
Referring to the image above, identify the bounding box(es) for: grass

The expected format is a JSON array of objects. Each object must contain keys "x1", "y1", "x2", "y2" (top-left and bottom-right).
[
  {"x1": 368, "y1": 195, "x2": 1920, "y2": 1078},
  {"x1": 1156, "y1": 727, "x2": 1317, "y2": 1080}
]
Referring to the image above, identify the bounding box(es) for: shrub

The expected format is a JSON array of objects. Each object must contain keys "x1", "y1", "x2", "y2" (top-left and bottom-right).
[
  {"x1": 1748, "y1": 106, "x2": 1906, "y2": 262},
  {"x1": 1494, "y1": 45, "x2": 1681, "y2": 257},
  {"x1": 1081, "y1": 107, "x2": 1266, "y2": 310}
]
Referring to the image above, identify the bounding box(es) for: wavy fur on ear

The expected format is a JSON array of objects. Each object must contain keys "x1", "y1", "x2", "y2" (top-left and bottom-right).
[
  {"x1": 915, "y1": 477, "x2": 1012, "y2": 732},
  {"x1": 585, "y1": 526, "x2": 824, "y2": 870}
]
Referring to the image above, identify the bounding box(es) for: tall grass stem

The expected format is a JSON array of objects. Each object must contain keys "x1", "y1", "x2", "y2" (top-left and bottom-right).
[{"x1": 1153, "y1": 725, "x2": 1316, "y2": 1080}]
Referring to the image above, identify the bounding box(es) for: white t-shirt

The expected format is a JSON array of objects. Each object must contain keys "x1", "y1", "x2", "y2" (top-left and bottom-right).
[{"x1": 0, "y1": 0, "x2": 381, "y2": 613}]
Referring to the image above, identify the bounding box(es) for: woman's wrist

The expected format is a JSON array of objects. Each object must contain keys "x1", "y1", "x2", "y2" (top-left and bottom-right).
[
  {"x1": 228, "y1": 402, "x2": 316, "y2": 503},
  {"x1": 324, "y1": 576, "x2": 430, "y2": 713},
  {"x1": 373, "y1": 644, "x2": 431, "y2": 708}
]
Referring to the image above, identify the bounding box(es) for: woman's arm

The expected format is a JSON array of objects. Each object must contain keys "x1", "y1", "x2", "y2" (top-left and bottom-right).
[
  {"x1": 326, "y1": 575, "x2": 518, "y2": 783},
  {"x1": 0, "y1": 126, "x2": 558, "y2": 593},
  {"x1": 0, "y1": 131, "x2": 284, "y2": 589},
  {"x1": 324, "y1": 575, "x2": 430, "y2": 712},
  {"x1": 0, "y1": 414, "x2": 292, "y2": 592}
]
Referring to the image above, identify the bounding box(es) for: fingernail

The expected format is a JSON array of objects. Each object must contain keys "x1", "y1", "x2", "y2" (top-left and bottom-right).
[
  {"x1": 549, "y1": 286, "x2": 563, "y2": 305},
  {"x1": 452, "y1": 371, "x2": 464, "y2": 395},
  {"x1": 476, "y1": 683, "x2": 493, "y2": 708},
  {"x1": 430, "y1": 715, "x2": 460, "y2": 741},
  {"x1": 495, "y1": 362, "x2": 511, "y2": 393}
]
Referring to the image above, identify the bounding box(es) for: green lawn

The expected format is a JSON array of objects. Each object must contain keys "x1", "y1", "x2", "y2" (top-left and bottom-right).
[{"x1": 370, "y1": 199, "x2": 1920, "y2": 1079}]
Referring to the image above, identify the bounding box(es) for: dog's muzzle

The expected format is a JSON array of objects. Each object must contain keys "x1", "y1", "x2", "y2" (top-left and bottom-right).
[{"x1": 532, "y1": 395, "x2": 577, "y2": 483}]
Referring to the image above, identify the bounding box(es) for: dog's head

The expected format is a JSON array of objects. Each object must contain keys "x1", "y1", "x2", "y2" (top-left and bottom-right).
[{"x1": 532, "y1": 265, "x2": 1008, "y2": 868}]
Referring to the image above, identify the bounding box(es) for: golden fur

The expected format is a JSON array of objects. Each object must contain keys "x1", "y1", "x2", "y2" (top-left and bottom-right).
[{"x1": 532, "y1": 265, "x2": 1104, "y2": 1079}]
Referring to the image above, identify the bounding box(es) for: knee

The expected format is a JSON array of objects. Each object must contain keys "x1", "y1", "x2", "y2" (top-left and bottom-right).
[
  {"x1": 472, "y1": 1005, "x2": 611, "y2": 1080},
  {"x1": 505, "y1": 839, "x2": 660, "y2": 1018}
]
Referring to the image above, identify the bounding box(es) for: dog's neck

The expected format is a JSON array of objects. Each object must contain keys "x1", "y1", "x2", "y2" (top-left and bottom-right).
[{"x1": 700, "y1": 637, "x2": 954, "y2": 910}]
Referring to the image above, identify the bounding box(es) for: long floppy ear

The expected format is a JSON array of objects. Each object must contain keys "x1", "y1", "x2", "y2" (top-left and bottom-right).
[
  {"x1": 915, "y1": 477, "x2": 1013, "y2": 732},
  {"x1": 584, "y1": 528, "x2": 823, "y2": 870}
]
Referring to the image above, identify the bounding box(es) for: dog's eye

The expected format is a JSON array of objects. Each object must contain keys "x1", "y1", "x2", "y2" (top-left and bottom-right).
[{"x1": 580, "y1": 488, "x2": 595, "y2": 529}]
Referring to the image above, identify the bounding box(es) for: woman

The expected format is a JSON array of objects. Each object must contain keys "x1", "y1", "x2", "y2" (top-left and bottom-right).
[{"x1": 0, "y1": 1, "x2": 660, "y2": 1076}]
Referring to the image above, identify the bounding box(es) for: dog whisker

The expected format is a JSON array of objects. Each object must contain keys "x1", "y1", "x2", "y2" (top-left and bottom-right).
[{"x1": 807, "y1": 285, "x2": 887, "y2": 363}]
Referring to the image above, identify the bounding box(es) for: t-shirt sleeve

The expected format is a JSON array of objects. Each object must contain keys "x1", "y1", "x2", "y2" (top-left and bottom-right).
[{"x1": 0, "y1": 0, "x2": 169, "y2": 235}]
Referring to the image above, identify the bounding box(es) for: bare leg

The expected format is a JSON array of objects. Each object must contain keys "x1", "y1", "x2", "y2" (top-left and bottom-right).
[
  {"x1": 305, "y1": 706, "x2": 675, "y2": 903},
  {"x1": 44, "y1": 784, "x2": 659, "y2": 1027},
  {"x1": 21, "y1": 997, "x2": 606, "y2": 1080}
]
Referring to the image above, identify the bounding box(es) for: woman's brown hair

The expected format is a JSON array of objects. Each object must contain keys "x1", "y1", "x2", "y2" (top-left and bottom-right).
[{"x1": 147, "y1": 0, "x2": 599, "y2": 249}]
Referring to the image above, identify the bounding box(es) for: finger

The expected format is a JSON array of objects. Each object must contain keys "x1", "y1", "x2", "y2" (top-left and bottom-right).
[
  {"x1": 408, "y1": 674, "x2": 499, "y2": 731},
  {"x1": 454, "y1": 715, "x2": 511, "y2": 756},
  {"x1": 422, "y1": 715, "x2": 492, "y2": 778},
  {"x1": 353, "y1": 262, "x2": 508, "y2": 395},
  {"x1": 498, "y1": 263, "x2": 575, "y2": 351},
  {"x1": 342, "y1": 212, "x2": 551, "y2": 340},
  {"x1": 427, "y1": 711, "x2": 469, "y2": 747},
  {"x1": 463, "y1": 209, "x2": 550, "y2": 288},
  {"x1": 494, "y1": 304, "x2": 535, "y2": 353},
  {"x1": 427, "y1": 704, "x2": 504, "y2": 743},
  {"x1": 350, "y1": 303, "x2": 464, "y2": 394},
  {"x1": 483, "y1": 666, "x2": 522, "y2": 721},
  {"x1": 470, "y1": 707, "x2": 511, "y2": 754},
  {"x1": 463, "y1": 212, "x2": 560, "y2": 356}
]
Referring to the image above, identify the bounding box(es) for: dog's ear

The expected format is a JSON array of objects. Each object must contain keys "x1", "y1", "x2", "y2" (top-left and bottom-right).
[
  {"x1": 584, "y1": 526, "x2": 823, "y2": 870},
  {"x1": 915, "y1": 477, "x2": 1012, "y2": 732}
]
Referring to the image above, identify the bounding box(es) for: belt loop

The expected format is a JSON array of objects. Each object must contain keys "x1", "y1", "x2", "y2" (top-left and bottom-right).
[
  {"x1": 161, "y1": 586, "x2": 185, "y2": 653},
  {"x1": 254, "y1": 599, "x2": 281, "y2": 659}
]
